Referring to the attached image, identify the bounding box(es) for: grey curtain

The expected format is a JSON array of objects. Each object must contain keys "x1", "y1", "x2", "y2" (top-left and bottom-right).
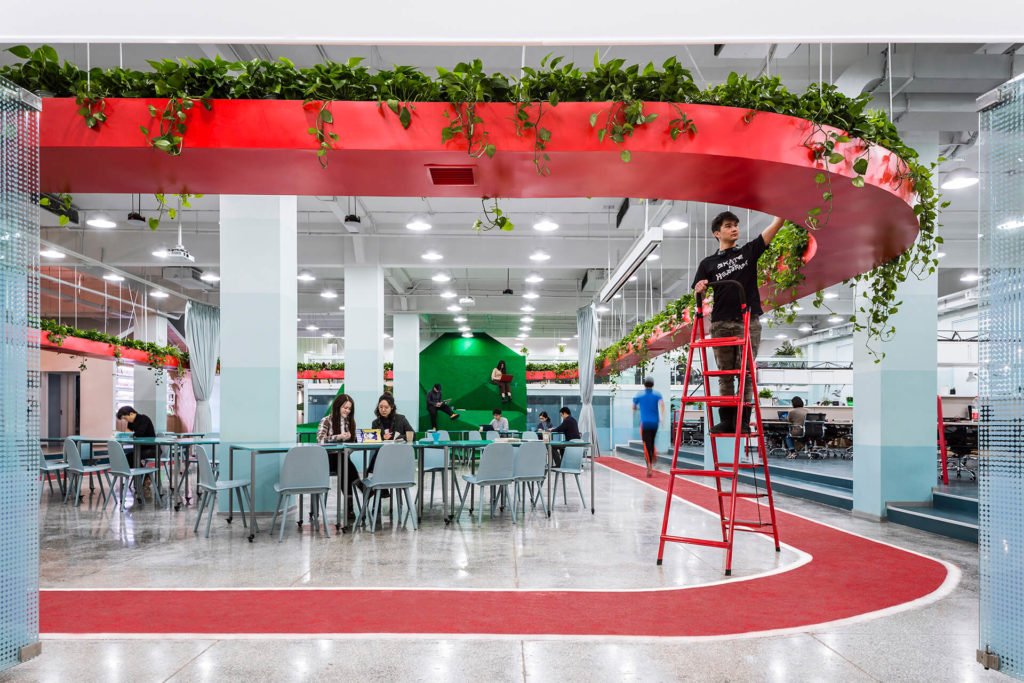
[
  {"x1": 185, "y1": 301, "x2": 220, "y2": 434},
  {"x1": 576, "y1": 303, "x2": 601, "y2": 458}
]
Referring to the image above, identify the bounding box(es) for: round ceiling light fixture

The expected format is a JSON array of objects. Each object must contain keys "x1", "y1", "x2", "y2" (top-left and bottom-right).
[
  {"x1": 297, "y1": 271, "x2": 316, "y2": 282},
  {"x1": 661, "y1": 218, "x2": 689, "y2": 231},
  {"x1": 520, "y1": 305, "x2": 535, "y2": 312},
  {"x1": 447, "y1": 304, "x2": 462, "y2": 312},
  {"x1": 406, "y1": 216, "x2": 432, "y2": 231},
  {"x1": 940, "y1": 167, "x2": 979, "y2": 190},
  {"x1": 421, "y1": 250, "x2": 443, "y2": 261},
  {"x1": 320, "y1": 289, "x2": 338, "y2": 299},
  {"x1": 523, "y1": 292, "x2": 539, "y2": 300},
  {"x1": 150, "y1": 290, "x2": 169, "y2": 299},
  {"x1": 431, "y1": 271, "x2": 452, "y2": 283},
  {"x1": 305, "y1": 324, "x2": 319, "y2": 331},
  {"x1": 200, "y1": 272, "x2": 221, "y2": 283},
  {"x1": 86, "y1": 215, "x2": 116, "y2": 229},
  {"x1": 827, "y1": 315, "x2": 843, "y2": 324},
  {"x1": 102, "y1": 272, "x2": 125, "y2": 282},
  {"x1": 453, "y1": 315, "x2": 467, "y2": 322},
  {"x1": 529, "y1": 250, "x2": 550, "y2": 262},
  {"x1": 533, "y1": 217, "x2": 559, "y2": 232},
  {"x1": 440, "y1": 290, "x2": 457, "y2": 299},
  {"x1": 525, "y1": 273, "x2": 544, "y2": 284},
  {"x1": 461, "y1": 332, "x2": 473, "y2": 338}
]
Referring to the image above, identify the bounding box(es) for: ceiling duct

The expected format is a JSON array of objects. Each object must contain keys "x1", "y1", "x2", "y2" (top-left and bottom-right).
[
  {"x1": 162, "y1": 266, "x2": 211, "y2": 291},
  {"x1": 427, "y1": 166, "x2": 476, "y2": 186}
]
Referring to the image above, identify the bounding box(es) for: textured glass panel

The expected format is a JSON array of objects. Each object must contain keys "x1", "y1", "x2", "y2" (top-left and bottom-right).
[
  {"x1": 0, "y1": 77, "x2": 40, "y2": 672},
  {"x1": 978, "y1": 73, "x2": 1024, "y2": 680}
]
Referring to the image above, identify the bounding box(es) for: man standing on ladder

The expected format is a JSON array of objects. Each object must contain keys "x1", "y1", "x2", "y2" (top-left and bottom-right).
[{"x1": 692, "y1": 211, "x2": 785, "y2": 434}]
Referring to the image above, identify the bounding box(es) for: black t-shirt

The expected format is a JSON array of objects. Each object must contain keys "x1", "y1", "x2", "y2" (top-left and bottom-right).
[
  {"x1": 553, "y1": 415, "x2": 581, "y2": 440},
  {"x1": 128, "y1": 413, "x2": 156, "y2": 438},
  {"x1": 691, "y1": 235, "x2": 767, "y2": 322}
]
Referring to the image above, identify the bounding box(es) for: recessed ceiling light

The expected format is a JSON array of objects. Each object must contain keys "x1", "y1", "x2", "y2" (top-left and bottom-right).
[
  {"x1": 525, "y1": 273, "x2": 544, "y2": 284},
  {"x1": 406, "y1": 217, "x2": 432, "y2": 231},
  {"x1": 940, "y1": 167, "x2": 979, "y2": 190},
  {"x1": 573, "y1": 334, "x2": 578, "y2": 338},
  {"x1": 516, "y1": 334, "x2": 527, "y2": 339},
  {"x1": 823, "y1": 292, "x2": 838, "y2": 299},
  {"x1": 102, "y1": 273, "x2": 124, "y2": 282},
  {"x1": 520, "y1": 325, "x2": 532, "y2": 331},
  {"x1": 799, "y1": 324, "x2": 813, "y2": 332},
  {"x1": 200, "y1": 272, "x2": 220, "y2": 283},
  {"x1": 338, "y1": 305, "x2": 345, "y2": 311},
  {"x1": 596, "y1": 305, "x2": 610, "y2": 313},
  {"x1": 421, "y1": 250, "x2": 443, "y2": 261},
  {"x1": 792, "y1": 305, "x2": 802, "y2": 311},
  {"x1": 458, "y1": 325, "x2": 470, "y2": 332},
  {"x1": 458, "y1": 295, "x2": 475, "y2": 306},
  {"x1": 453, "y1": 316, "x2": 467, "y2": 322},
  {"x1": 447, "y1": 304, "x2": 462, "y2": 312},
  {"x1": 533, "y1": 218, "x2": 559, "y2": 232},
  {"x1": 151, "y1": 249, "x2": 168, "y2": 258},
  {"x1": 461, "y1": 332, "x2": 473, "y2": 338},
  {"x1": 827, "y1": 315, "x2": 843, "y2": 323},
  {"x1": 320, "y1": 289, "x2": 338, "y2": 299},
  {"x1": 431, "y1": 271, "x2": 452, "y2": 283},
  {"x1": 86, "y1": 216, "x2": 116, "y2": 229},
  {"x1": 960, "y1": 273, "x2": 982, "y2": 282},
  {"x1": 775, "y1": 334, "x2": 787, "y2": 340},
  {"x1": 321, "y1": 332, "x2": 333, "y2": 338},
  {"x1": 383, "y1": 333, "x2": 390, "y2": 339},
  {"x1": 648, "y1": 253, "x2": 660, "y2": 261},
  {"x1": 529, "y1": 251, "x2": 550, "y2": 262},
  {"x1": 520, "y1": 305, "x2": 535, "y2": 312},
  {"x1": 150, "y1": 290, "x2": 169, "y2": 299},
  {"x1": 440, "y1": 290, "x2": 457, "y2": 299},
  {"x1": 305, "y1": 324, "x2": 319, "y2": 331},
  {"x1": 523, "y1": 292, "x2": 539, "y2": 300},
  {"x1": 661, "y1": 218, "x2": 688, "y2": 231},
  {"x1": 935, "y1": 251, "x2": 947, "y2": 258},
  {"x1": 521, "y1": 316, "x2": 534, "y2": 322},
  {"x1": 997, "y1": 218, "x2": 1024, "y2": 231},
  {"x1": 613, "y1": 293, "x2": 622, "y2": 299},
  {"x1": 628, "y1": 275, "x2": 638, "y2": 282},
  {"x1": 297, "y1": 271, "x2": 316, "y2": 282}
]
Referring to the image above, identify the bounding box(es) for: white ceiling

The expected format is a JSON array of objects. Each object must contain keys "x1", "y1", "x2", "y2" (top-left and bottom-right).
[{"x1": 23, "y1": 41, "x2": 1018, "y2": 349}]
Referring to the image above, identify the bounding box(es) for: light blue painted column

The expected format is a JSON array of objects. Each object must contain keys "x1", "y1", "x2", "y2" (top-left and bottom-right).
[
  {"x1": 133, "y1": 314, "x2": 168, "y2": 432},
  {"x1": 219, "y1": 195, "x2": 297, "y2": 512},
  {"x1": 852, "y1": 135, "x2": 938, "y2": 518},
  {"x1": 393, "y1": 313, "x2": 420, "y2": 430},
  {"x1": 344, "y1": 267, "x2": 384, "y2": 428}
]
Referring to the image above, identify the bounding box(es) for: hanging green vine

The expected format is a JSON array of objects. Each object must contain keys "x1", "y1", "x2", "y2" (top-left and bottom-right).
[
  {"x1": 41, "y1": 318, "x2": 187, "y2": 368},
  {"x1": 472, "y1": 197, "x2": 514, "y2": 232}
]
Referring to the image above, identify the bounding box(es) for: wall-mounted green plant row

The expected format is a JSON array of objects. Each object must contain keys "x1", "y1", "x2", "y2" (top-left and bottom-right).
[
  {"x1": 7, "y1": 46, "x2": 946, "y2": 360},
  {"x1": 296, "y1": 362, "x2": 393, "y2": 372},
  {"x1": 41, "y1": 318, "x2": 188, "y2": 367}
]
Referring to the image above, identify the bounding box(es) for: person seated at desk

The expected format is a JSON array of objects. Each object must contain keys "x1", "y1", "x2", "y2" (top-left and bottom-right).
[
  {"x1": 316, "y1": 393, "x2": 365, "y2": 521},
  {"x1": 372, "y1": 392, "x2": 414, "y2": 442},
  {"x1": 785, "y1": 396, "x2": 808, "y2": 458},
  {"x1": 491, "y1": 360, "x2": 512, "y2": 402},
  {"x1": 489, "y1": 409, "x2": 509, "y2": 432},
  {"x1": 426, "y1": 383, "x2": 460, "y2": 430},
  {"x1": 535, "y1": 411, "x2": 553, "y2": 433},
  {"x1": 116, "y1": 405, "x2": 156, "y2": 491},
  {"x1": 551, "y1": 406, "x2": 581, "y2": 466}
]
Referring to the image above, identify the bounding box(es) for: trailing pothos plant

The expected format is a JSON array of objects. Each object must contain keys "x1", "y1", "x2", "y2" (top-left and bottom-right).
[
  {"x1": 40, "y1": 318, "x2": 187, "y2": 368},
  {"x1": 147, "y1": 192, "x2": 205, "y2": 231},
  {"x1": 472, "y1": 197, "x2": 514, "y2": 232},
  {"x1": 437, "y1": 59, "x2": 511, "y2": 159}
]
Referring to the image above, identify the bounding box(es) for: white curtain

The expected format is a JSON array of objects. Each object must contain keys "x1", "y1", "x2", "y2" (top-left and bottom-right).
[
  {"x1": 576, "y1": 303, "x2": 601, "y2": 457},
  {"x1": 185, "y1": 302, "x2": 220, "y2": 434}
]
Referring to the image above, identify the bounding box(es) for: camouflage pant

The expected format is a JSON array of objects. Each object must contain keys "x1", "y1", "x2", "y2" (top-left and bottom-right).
[{"x1": 710, "y1": 318, "x2": 761, "y2": 404}]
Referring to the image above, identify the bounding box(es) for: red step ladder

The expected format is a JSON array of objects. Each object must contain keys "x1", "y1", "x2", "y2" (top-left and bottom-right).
[{"x1": 657, "y1": 280, "x2": 781, "y2": 575}]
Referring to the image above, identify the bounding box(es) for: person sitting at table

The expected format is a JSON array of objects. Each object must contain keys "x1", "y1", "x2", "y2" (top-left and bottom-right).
[
  {"x1": 116, "y1": 405, "x2": 157, "y2": 492},
  {"x1": 535, "y1": 411, "x2": 553, "y2": 433},
  {"x1": 372, "y1": 392, "x2": 415, "y2": 442},
  {"x1": 426, "y1": 382, "x2": 460, "y2": 430},
  {"x1": 490, "y1": 360, "x2": 512, "y2": 402},
  {"x1": 489, "y1": 408, "x2": 509, "y2": 432},
  {"x1": 551, "y1": 406, "x2": 581, "y2": 466},
  {"x1": 316, "y1": 393, "x2": 365, "y2": 519},
  {"x1": 785, "y1": 396, "x2": 808, "y2": 458}
]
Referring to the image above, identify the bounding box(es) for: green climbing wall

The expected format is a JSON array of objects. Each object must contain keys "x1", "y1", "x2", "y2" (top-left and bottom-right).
[{"x1": 419, "y1": 333, "x2": 526, "y2": 431}]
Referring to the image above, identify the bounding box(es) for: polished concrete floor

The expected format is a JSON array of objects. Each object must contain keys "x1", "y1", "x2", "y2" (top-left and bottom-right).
[{"x1": 4, "y1": 454, "x2": 1000, "y2": 682}]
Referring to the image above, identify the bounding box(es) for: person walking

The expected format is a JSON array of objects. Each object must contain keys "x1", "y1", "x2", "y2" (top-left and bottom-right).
[
  {"x1": 692, "y1": 211, "x2": 784, "y2": 434},
  {"x1": 632, "y1": 377, "x2": 665, "y2": 477}
]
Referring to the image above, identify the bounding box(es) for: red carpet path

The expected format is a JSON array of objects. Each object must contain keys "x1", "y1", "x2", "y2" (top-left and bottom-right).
[{"x1": 40, "y1": 457, "x2": 951, "y2": 637}]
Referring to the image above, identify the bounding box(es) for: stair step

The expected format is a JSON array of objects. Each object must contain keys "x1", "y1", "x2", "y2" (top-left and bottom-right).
[
  {"x1": 886, "y1": 503, "x2": 978, "y2": 543},
  {"x1": 932, "y1": 487, "x2": 979, "y2": 515}
]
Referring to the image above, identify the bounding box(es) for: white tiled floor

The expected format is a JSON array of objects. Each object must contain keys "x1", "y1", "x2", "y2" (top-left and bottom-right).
[{"x1": 3, "y1": 454, "x2": 1000, "y2": 682}]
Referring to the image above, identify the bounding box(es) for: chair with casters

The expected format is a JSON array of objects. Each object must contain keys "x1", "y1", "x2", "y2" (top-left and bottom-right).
[
  {"x1": 359, "y1": 443, "x2": 418, "y2": 532},
  {"x1": 193, "y1": 445, "x2": 254, "y2": 538},
  {"x1": 550, "y1": 446, "x2": 587, "y2": 509},
  {"x1": 104, "y1": 440, "x2": 163, "y2": 510},
  {"x1": 39, "y1": 446, "x2": 68, "y2": 501},
  {"x1": 802, "y1": 421, "x2": 828, "y2": 459},
  {"x1": 270, "y1": 445, "x2": 331, "y2": 541},
  {"x1": 512, "y1": 441, "x2": 547, "y2": 518},
  {"x1": 63, "y1": 438, "x2": 111, "y2": 507},
  {"x1": 454, "y1": 442, "x2": 515, "y2": 524}
]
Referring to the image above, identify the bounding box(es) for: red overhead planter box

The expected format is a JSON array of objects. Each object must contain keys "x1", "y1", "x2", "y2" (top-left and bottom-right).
[
  {"x1": 38, "y1": 330, "x2": 182, "y2": 368},
  {"x1": 296, "y1": 370, "x2": 393, "y2": 380},
  {"x1": 525, "y1": 369, "x2": 580, "y2": 381}
]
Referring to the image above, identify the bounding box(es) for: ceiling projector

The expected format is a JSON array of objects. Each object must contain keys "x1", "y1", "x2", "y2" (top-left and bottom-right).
[{"x1": 165, "y1": 244, "x2": 195, "y2": 262}]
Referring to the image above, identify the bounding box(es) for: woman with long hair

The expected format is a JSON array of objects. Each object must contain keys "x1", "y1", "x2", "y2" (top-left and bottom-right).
[
  {"x1": 316, "y1": 393, "x2": 363, "y2": 522},
  {"x1": 490, "y1": 359, "x2": 511, "y2": 402}
]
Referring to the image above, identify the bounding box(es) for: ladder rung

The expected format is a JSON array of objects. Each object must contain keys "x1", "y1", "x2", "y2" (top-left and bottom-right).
[
  {"x1": 724, "y1": 519, "x2": 774, "y2": 528},
  {"x1": 660, "y1": 534, "x2": 729, "y2": 549},
  {"x1": 707, "y1": 462, "x2": 764, "y2": 470},
  {"x1": 671, "y1": 469, "x2": 736, "y2": 478},
  {"x1": 692, "y1": 337, "x2": 745, "y2": 348},
  {"x1": 717, "y1": 492, "x2": 769, "y2": 498},
  {"x1": 710, "y1": 431, "x2": 761, "y2": 437},
  {"x1": 683, "y1": 396, "x2": 748, "y2": 406},
  {"x1": 704, "y1": 370, "x2": 743, "y2": 376}
]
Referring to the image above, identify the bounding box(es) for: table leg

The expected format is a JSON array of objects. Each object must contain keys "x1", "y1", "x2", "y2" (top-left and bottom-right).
[
  {"x1": 591, "y1": 444, "x2": 595, "y2": 514},
  {"x1": 442, "y1": 446, "x2": 450, "y2": 525},
  {"x1": 417, "y1": 446, "x2": 424, "y2": 523},
  {"x1": 337, "y1": 448, "x2": 346, "y2": 532},
  {"x1": 227, "y1": 446, "x2": 235, "y2": 523},
  {"x1": 546, "y1": 444, "x2": 552, "y2": 517},
  {"x1": 248, "y1": 450, "x2": 257, "y2": 542}
]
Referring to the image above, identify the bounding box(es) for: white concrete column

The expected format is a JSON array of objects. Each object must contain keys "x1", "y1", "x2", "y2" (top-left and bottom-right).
[
  {"x1": 393, "y1": 313, "x2": 421, "y2": 430},
  {"x1": 345, "y1": 267, "x2": 385, "y2": 428},
  {"x1": 133, "y1": 314, "x2": 168, "y2": 432},
  {"x1": 219, "y1": 195, "x2": 297, "y2": 510},
  {"x1": 852, "y1": 134, "x2": 939, "y2": 519}
]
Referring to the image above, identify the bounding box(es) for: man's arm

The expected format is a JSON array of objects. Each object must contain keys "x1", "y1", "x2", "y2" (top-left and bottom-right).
[{"x1": 761, "y1": 216, "x2": 785, "y2": 245}]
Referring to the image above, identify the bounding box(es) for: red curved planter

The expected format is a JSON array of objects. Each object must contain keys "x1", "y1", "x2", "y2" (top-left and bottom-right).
[{"x1": 38, "y1": 330, "x2": 181, "y2": 368}]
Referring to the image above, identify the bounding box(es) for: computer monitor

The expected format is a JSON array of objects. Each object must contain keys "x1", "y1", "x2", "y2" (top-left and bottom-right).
[
  {"x1": 480, "y1": 424, "x2": 495, "y2": 432},
  {"x1": 777, "y1": 411, "x2": 789, "y2": 420}
]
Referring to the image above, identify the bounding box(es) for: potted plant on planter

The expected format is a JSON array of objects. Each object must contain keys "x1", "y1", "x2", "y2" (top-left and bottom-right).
[{"x1": 759, "y1": 388, "x2": 775, "y2": 406}]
